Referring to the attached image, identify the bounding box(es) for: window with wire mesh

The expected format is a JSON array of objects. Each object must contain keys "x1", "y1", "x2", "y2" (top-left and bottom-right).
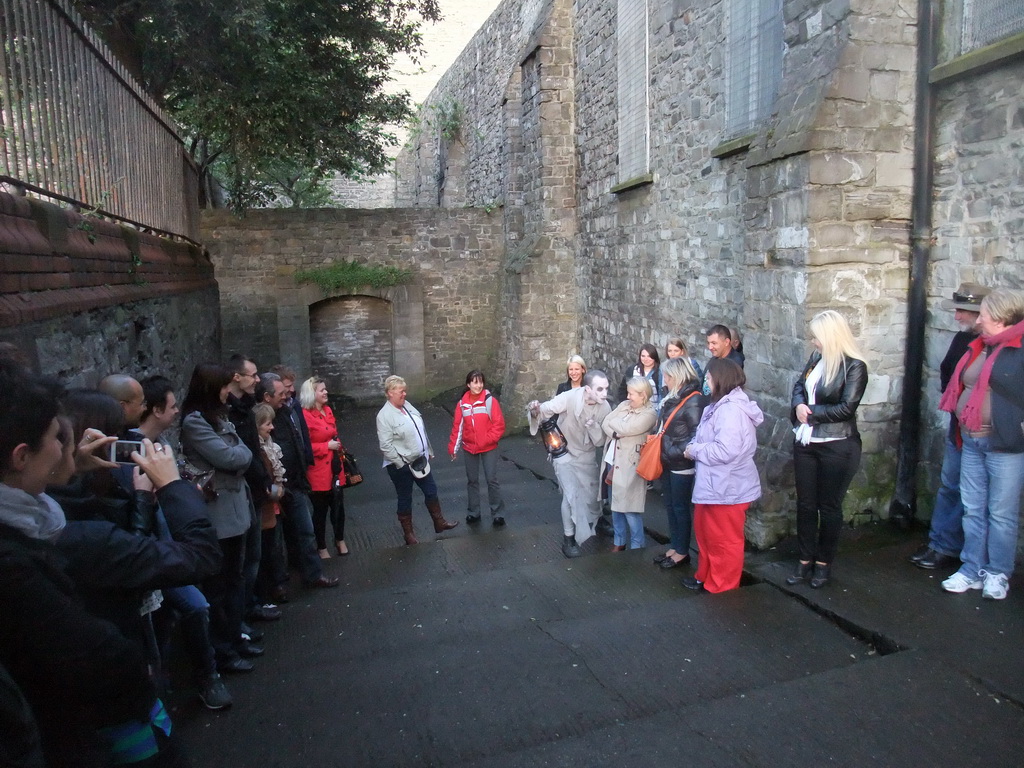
[
  {"x1": 726, "y1": 0, "x2": 783, "y2": 138},
  {"x1": 961, "y1": 0, "x2": 1024, "y2": 53},
  {"x1": 617, "y1": 0, "x2": 649, "y2": 183}
]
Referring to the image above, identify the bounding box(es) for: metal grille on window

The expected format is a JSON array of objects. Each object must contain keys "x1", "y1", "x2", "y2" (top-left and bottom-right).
[
  {"x1": 617, "y1": 0, "x2": 649, "y2": 183},
  {"x1": 962, "y1": 0, "x2": 1024, "y2": 53},
  {"x1": 726, "y1": 0, "x2": 783, "y2": 138}
]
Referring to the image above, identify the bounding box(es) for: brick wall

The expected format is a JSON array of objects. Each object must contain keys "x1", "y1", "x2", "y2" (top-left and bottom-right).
[{"x1": 0, "y1": 191, "x2": 220, "y2": 388}]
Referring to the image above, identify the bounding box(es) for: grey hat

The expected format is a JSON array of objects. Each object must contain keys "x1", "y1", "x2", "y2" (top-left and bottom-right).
[{"x1": 941, "y1": 282, "x2": 990, "y2": 312}]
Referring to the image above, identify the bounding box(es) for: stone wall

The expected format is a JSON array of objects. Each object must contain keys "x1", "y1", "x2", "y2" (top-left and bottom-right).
[
  {"x1": 200, "y1": 207, "x2": 504, "y2": 401},
  {"x1": 392, "y1": 0, "x2": 919, "y2": 545},
  {"x1": 369, "y1": 0, "x2": 1023, "y2": 546},
  {"x1": 0, "y1": 191, "x2": 220, "y2": 388}
]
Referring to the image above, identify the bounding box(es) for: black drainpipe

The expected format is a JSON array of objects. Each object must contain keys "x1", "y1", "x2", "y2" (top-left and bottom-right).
[{"x1": 889, "y1": 0, "x2": 937, "y2": 527}]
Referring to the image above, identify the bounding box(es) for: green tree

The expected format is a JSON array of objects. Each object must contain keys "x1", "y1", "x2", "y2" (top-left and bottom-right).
[{"x1": 75, "y1": 0, "x2": 440, "y2": 210}]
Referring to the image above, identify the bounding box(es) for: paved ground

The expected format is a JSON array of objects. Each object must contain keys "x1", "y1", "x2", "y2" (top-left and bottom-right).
[{"x1": 173, "y1": 403, "x2": 1024, "y2": 767}]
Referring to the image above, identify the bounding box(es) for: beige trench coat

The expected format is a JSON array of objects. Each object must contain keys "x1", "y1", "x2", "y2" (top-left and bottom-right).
[{"x1": 601, "y1": 401, "x2": 657, "y2": 514}]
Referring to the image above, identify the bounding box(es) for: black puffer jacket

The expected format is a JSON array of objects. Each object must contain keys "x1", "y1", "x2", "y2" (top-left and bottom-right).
[
  {"x1": 51, "y1": 479, "x2": 221, "y2": 655},
  {"x1": 0, "y1": 522, "x2": 156, "y2": 767},
  {"x1": 790, "y1": 352, "x2": 868, "y2": 440},
  {"x1": 659, "y1": 384, "x2": 707, "y2": 472}
]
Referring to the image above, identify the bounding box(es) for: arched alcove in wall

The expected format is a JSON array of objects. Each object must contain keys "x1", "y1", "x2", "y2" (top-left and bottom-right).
[
  {"x1": 309, "y1": 295, "x2": 393, "y2": 405},
  {"x1": 275, "y1": 280, "x2": 426, "y2": 402}
]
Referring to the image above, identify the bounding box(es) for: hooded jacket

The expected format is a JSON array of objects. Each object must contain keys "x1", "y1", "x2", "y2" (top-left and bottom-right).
[
  {"x1": 688, "y1": 388, "x2": 763, "y2": 505},
  {"x1": 448, "y1": 389, "x2": 505, "y2": 455}
]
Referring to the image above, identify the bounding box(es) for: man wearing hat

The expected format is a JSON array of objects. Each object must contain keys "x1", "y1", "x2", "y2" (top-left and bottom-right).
[{"x1": 910, "y1": 282, "x2": 991, "y2": 570}]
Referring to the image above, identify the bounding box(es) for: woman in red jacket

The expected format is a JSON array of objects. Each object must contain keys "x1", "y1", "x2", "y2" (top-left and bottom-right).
[
  {"x1": 448, "y1": 370, "x2": 506, "y2": 526},
  {"x1": 300, "y1": 377, "x2": 349, "y2": 557}
]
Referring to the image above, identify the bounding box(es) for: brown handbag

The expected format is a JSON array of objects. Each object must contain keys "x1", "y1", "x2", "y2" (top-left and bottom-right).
[{"x1": 636, "y1": 393, "x2": 696, "y2": 482}]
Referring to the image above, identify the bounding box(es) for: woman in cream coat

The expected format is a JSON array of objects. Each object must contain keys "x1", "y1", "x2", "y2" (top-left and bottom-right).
[{"x1": 602, "y1": 377, "x2": 657, "y2": 550}]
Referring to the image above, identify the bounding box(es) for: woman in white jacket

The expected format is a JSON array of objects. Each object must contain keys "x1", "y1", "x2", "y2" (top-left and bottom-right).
[{"x1": 376, "y1": 375, "x2": 458, "y2": 545}]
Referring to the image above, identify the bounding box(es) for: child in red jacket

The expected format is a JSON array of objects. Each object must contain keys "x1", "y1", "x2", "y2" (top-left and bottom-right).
[{"x1": 448, "y1": 370, "x2": 507, "y2": 526}]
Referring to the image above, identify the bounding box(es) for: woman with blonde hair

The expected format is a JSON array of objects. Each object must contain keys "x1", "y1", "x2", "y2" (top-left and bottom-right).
[
  {"x1": 376, "y1": 375, "x2": 458, "y2": 545},
  {"x1": 938, "y1": 288, "x2": 1024, "y2": 599},
  {"x1": 556, "y1": 355, "x2": 587, "y2": 395},
  {"x1": 652, "y1": 356, "x2": 707, "y2": 568},
  {"x1": 787, "y1": 310, "x2": 868, "y2": 589},
  {"x1": 301, "y1": 377, "x2": 349, "y2": 558},
  {"x1": 601, "y1": 376, "x2": 658, "y2": 550}
]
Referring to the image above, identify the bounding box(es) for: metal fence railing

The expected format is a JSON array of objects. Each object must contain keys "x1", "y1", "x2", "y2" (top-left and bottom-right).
[{"x1": 0, "y1": 0, "x2": 199, "y2": 240}]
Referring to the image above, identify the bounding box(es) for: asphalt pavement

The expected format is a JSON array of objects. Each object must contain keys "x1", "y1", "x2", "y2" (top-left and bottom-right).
[{"x1": 173, "y1": 402, "x2": 1024, "y2": 767}]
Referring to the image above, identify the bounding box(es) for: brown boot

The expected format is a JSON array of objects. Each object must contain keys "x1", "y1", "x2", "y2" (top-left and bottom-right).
[
  {"x1": 398, "y1": 513, "x2": 418, "y2": 545},
  {"x1": 426, "y1": 499, "x2": 458, "y2": 533}
]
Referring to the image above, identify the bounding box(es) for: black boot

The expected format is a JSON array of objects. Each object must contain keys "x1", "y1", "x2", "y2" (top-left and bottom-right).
[
  {"x1": 561, "y1": 535, "x2": 582, "y2": 558},
  {"x1": 785, "y1": 560, "x2": 813, "y2": 585},
  {"x1": 810, "y1": 562, "x2": 831, "y2": 589}
]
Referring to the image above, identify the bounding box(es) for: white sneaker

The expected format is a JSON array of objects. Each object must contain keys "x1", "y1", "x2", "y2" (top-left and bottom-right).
[
  {"x1": 941, "y1": 571, "x2": 983, "y2": 593},
  {"x1": 981, "y1": 570, "x2": 1009, "y2": 600}
]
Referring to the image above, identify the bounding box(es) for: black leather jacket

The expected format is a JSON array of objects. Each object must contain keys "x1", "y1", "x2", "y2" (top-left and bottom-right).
[
  {"x1": 791, "y1": 352, "x2": 868, "y2": 440},
  {"x1": 660, "y1": 384, "x2": 708, "y2": 471}
]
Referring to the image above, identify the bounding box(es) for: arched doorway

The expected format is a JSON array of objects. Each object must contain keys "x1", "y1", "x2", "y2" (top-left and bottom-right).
[{"x1": 309, "y1": 295, "x2": 393, "y2": 406}]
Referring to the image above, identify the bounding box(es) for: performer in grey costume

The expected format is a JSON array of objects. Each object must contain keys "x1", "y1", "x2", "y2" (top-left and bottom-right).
[{"x1": 528, "y1": 370, "x2": 612, "y2": 558}]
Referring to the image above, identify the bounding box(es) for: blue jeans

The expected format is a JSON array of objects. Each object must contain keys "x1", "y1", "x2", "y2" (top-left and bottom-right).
[
  {"x1": 928, "y1": 438, "x2": 965, "y2": 557},
  {"x1": 386, "y1": 463, "x2": 438, "y2": 513},
  {"x1": 663, "y1": 472, "x2": 695, "y2": 555},
  {"x1": 612, "y1": 511, "x2": 645, "y2": 549},
  {"x1": 959, "y1": 435, "x2": 1024, "y2": 579},
  {"x1": 280, "y1": 490, "x2": 324, "y2": 583}
]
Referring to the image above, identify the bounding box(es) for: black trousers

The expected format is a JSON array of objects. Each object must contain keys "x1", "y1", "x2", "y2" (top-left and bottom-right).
[
  {"x1": 200, "y1": 533, "x2": 246, "y2": 664},
  {"x1": 309, "y1": 489, "x2": 345, "y2": 551},
  {"x1": 794, "y1": 437, "x2": 861, "y2": 563}
]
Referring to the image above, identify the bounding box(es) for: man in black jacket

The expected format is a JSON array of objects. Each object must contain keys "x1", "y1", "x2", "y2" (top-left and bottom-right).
[
  {"x1": 264, "y1": 372, "x2": 338, "y2": 589},
  {"x1": 910, "y1": 282, "x2": 990, "y2": 570},
  {"x1": 225, "y1": 354, "x2": 279, "y2": 626}
]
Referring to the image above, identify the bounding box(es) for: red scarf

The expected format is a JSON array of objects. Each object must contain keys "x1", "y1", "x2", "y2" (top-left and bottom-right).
[{"x1": 939, "y1": 318, "x2": 1024, "y2": 430}]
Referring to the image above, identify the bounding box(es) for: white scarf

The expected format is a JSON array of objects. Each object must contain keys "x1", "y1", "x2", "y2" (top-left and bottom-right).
[
  {"x1": 794, "y1": 359, "x2": 823, "y2": 446},
  {"x1": 0, "y1": 482, "x2": 67, "y2": 541}
]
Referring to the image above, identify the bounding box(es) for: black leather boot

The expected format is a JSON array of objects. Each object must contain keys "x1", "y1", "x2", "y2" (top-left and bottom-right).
[
  {"x1": 810, "y1": 562, "x2": 831, "y2": 589},
  {"x1": 561, "y1": 535, "x2": 582, "y2": 558},
  {"x1": 785, "y1": 560, "x2": 813, "y2": 585}
]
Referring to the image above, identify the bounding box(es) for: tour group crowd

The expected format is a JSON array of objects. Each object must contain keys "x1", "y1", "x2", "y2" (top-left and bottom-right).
[{"x1": 2, "y1": 285, "x2": 1024, "y2": 767}]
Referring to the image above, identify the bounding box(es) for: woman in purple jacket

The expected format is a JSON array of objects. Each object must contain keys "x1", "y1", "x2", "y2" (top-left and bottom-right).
[{"x1": 681, "y1": 358, "x2": 763, "y2": 593}]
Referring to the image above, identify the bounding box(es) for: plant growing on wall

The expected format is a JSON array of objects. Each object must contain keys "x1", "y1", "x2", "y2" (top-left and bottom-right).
[
  {"x1": 295, "y1": 261, "x2": 412, "y2": 293},
  {"x1": 406, "y1": 97, "x2": 465, "y2": 145}
]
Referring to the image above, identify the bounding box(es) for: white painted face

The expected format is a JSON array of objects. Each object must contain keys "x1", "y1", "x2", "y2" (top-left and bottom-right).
[{"x1": 584, "y1": 375, "x2": 610, "y2": 404}]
